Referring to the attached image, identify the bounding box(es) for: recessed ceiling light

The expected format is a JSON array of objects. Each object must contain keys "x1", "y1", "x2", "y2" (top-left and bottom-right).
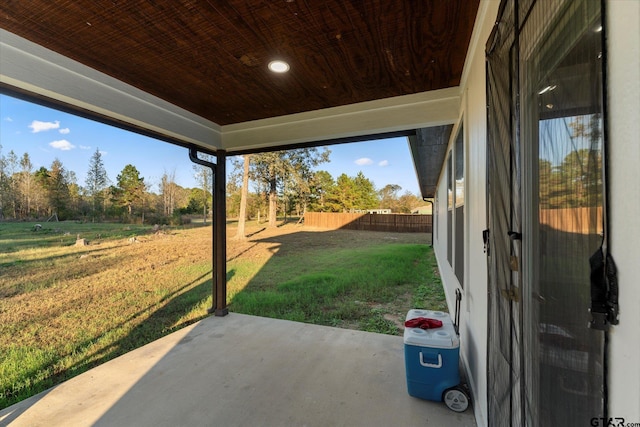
[{"x1": 268, "y1": 60, "x2": 290, "y2": 73}]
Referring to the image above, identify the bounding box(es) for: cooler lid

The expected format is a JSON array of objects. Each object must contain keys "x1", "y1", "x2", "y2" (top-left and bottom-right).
[
  {"x1": 403, "y1": 312, "x2": 459, "y2": 349},
  {"x1": 403, "y1": 326, "x2": 459, "y2": 348}
]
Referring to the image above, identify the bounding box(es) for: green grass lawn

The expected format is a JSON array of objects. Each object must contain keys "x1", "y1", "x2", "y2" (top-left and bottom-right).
[{"x1": 230, "y1": 243, "x2": 445, "y2": 331}]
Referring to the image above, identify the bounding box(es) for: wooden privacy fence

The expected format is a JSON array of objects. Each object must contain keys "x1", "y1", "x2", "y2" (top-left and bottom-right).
[
  {"x1": 304, "y1": 212, "x2": 432, "y2": 233},
  {"x1": 539, "y1": 207, "x2": 603, "y2": 234}
]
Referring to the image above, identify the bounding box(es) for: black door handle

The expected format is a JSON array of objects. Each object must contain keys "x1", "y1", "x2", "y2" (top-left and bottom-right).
[{"x1": 508, "y1": 231, "x2": 522, "y2": 241}]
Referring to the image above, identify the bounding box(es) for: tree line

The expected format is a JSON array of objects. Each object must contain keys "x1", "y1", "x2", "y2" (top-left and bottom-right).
[
  {"x1": 0, "y1": 144, "x2": 425, "y2": 224},
  {"x1": 0, "y1": 146, "x2": 210, "y2": 223}
]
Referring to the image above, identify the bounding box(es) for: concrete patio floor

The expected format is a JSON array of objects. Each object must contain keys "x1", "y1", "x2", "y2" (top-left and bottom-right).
[{"x1": 0, "y1": 313, "x2": 475, "y2": 426}]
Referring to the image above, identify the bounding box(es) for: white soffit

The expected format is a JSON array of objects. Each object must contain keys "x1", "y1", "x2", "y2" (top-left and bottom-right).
[
  {"x1": 221, "y1": 87, "x2": 461, "y2": 152},
  {"x1": 0, "y1": 29, "x2": 221, "y2": 149}
]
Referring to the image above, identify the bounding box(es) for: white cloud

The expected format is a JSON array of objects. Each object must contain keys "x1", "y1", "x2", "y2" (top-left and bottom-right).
[
  {"x1": 29, "y1": 120, "x2": 60, "y2": 133},
  {"x1": 355, "y1": 157, "x2": 373, "y2": 166},
  {"x1": 99, "y1": 150, "x2": 108, "y2": 156},
  {"x1": 79, "y1": 145, "x2": 91, "y2": 150},
  {"x1": 49, "y1": 140, "x2": 75, "y2": 151},
  {"x1": 4, "y1": 117, "x2": 13, "y2": 122},
  {"x1": 59, "y1": 128, "x2": 70, "y2": 134},
  {"x1": 378, "y1": 160, "x2": 389, "y2": 167}
]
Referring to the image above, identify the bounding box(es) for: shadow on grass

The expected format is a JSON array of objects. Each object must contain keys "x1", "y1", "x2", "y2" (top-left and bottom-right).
[
  {"x1": 0, "y1": 247, "x2": 124, "y2": 298},
  {"x1": 70, "y1": 272, "x2": 214, "y2": 368},
  {"x1": 0, "y1": 221, "x2": 212, "y2": 254},
  {"x1": 1, "y1": 222, "x2": 218, "y2": 410},
  {"x1": 0, "y1": 245, "x2": 113, "y2": 269},
  {"x1": 1, "y1": 272, "x2": 214, "y2": 411}
]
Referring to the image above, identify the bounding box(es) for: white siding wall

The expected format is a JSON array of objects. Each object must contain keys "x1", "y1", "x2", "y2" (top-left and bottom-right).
[
  {"x1": 432, "y1": 3, "x2": 499, "y2": 426},
  {"x1": 607, "y1": 0, "x2": 640, "y2": 420},
  {"x1": 456, "y1": 3, "x2": 496, "y2": 424}
]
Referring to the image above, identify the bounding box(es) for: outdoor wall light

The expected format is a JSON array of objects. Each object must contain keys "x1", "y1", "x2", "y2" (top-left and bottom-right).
[{"x1": 268, "y1": 60, "x2": 290, "y2": 73}]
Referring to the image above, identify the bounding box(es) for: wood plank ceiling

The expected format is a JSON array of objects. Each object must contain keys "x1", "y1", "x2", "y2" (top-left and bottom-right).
[{"x1": 0, "y1": 0, "x2": 479, "y2": 126}]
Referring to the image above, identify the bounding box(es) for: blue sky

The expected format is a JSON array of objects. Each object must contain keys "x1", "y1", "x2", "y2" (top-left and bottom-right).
[{"x1": 0, "y1": 94, "x2": 420, "y2": 195}]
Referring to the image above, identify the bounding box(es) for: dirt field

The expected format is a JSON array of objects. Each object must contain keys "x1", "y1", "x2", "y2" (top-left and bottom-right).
[{"x1": 227, "y1": 222, "x2": 433, "y2": 260}]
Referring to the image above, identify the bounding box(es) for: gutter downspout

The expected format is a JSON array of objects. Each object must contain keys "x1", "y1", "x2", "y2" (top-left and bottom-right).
[
  {"x1": 189, "y1": 148, "x2": 229, "y2": 316},
  {"x1": 423, "y1": 197, "x2": 434, "y2": 247}
]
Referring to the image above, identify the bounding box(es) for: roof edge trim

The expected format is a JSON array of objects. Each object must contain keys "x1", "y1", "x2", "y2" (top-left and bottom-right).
[
  {"x1": 221, "y1": 88, "x2": 460, "y2": 151},
  {"x1": 0, "y1": 29, "x2": 222, "y2": 149}
]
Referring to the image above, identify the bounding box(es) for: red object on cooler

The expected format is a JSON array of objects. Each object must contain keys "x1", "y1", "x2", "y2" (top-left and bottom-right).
[{"x1": 404, "y1": 317, "x2": 443, "y2": 329}]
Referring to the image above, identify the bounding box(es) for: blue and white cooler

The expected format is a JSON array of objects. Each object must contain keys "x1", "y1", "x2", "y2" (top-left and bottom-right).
[{"x1": 404, "y1": 309, "x2": 469, "y2": 411}]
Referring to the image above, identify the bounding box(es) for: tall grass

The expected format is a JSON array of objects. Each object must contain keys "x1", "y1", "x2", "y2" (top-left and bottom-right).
[{"x1": 230, "y1": 244, "x2": 446, "y2": 330}]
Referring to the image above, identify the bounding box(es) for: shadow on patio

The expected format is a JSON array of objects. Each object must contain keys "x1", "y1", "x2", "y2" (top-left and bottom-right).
[{"x1": 0, "y1": 313, "x2": 475, "y2": 426}]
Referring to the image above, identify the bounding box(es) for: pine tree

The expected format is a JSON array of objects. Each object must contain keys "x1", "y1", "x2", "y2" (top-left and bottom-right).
[
  {"x1": 115, "y1": 164, "x2": 145, "y2": 218},
  {"x1": 47, "y1": 158, "x2": 71, "y2": 219},
  {"x1": 308, "y1": 170, "x2": 335, "y2": 212},
  {"x1": 353, "y1": 172, "x2": 378, "y2": 209},
  {"x1": 85, "y1": 148, "x2": 109, "y2": 220}
]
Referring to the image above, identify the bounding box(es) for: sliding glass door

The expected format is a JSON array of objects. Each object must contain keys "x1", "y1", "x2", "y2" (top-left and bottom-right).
[
  {"x1": 521, "y1": 0, "x2": 605, "y2": 425},
  {"x1": 487, "y1": 0, "x2": 606, "y2": 424}
]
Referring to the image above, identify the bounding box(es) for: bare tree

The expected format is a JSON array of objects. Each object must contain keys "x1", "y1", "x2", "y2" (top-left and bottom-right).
[
  {"x1": 234, "y1": 154, "x2": 251, "y2": 240},
  {"x1": 0, "y1": 145, "x2": 7, "y2": 219},
  {"x1": 160, "y1": 169, "x2": 178, "y2": 216},
  {"x1": 193, "y1": 155, "x2": 213, "y2": 224},
  {"x1": 378, "y1": 184, "x2": 402, "y2": 211},
  {"x1": 18, "y1": 153, "x2": 34, "y2": 218},
  {"x1": 5, "y1": 150, "x2": 19, "y2": 218}
]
